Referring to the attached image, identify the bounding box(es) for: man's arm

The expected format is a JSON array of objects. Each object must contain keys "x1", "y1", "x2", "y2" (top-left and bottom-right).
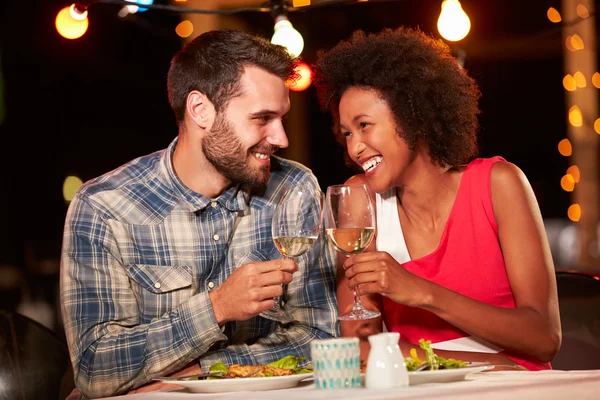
[
  {"x1": 60, "y1": 194, "x2": 227, "y2": 398},
  {"x1": 198, "y1": 229, "x2": 339, "y2": 369}
]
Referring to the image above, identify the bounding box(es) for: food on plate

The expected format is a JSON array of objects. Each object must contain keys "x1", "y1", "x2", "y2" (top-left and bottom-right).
[
  {"x1": 361, "y1": 338, "x2": 469, "y2": 373},
  {"x1": 228, "y1": 364, "x2": 294, "y2": 378},
  {"x1": 185, "y1": 355, "x2": 312, "y2": 380}
]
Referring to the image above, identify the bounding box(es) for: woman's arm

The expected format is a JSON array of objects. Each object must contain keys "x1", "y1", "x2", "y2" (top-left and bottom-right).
[
  {"x1": 345, "y1": 162, "x2": 561, "y2": 363},
  {"x1": 423, "y1": 161, "x2": 561, "y2": 361}
]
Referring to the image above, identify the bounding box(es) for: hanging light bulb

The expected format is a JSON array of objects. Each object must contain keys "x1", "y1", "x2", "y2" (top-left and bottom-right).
[
  {"x1": 288, "y1": 61, "x2": 312, "y2": 91},
  {"x1": 55, "y1": 4, "x2": 89, "y2": 39},
  {"x1": 437, "y1": 0, "x2": 471, "y2": 42},
  {"x1": 271, "y1": 15, "x2": 304, "y2": 58},
  {"x1": 125, "y1": 0, "x2": 154, "y2": 13}
]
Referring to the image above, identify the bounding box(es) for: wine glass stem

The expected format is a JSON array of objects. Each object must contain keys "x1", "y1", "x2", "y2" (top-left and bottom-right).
[{"x1": 353, "y1": 288, "x2": 363, "y2": 307}]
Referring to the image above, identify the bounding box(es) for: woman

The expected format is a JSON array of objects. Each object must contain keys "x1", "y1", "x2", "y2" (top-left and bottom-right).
[{"x1": 314, "y1": 27, "x2": 561, "y2": 370}]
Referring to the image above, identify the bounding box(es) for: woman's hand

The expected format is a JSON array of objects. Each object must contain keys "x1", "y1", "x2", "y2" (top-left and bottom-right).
[{"x1": 344, "y1": 251, "x2": 430, "y2": 307}]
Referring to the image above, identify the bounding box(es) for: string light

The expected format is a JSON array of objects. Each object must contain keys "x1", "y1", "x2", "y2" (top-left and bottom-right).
[
  {"x1": 271, "y1": 15, "x2": 304, "y2": 57},
  {"x1": 288, "y1": 61, "x2": 312, "y2": 91},
  {"x1": 55, "y1": 4, "x2": 89, "y2": 39},
  {"x1": 437, "y1": 0, "x2": 471, "y2": 42}
]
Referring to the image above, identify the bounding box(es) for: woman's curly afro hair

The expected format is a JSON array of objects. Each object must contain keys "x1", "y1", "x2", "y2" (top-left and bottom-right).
[{"x1": 313, "y1": 27, "x2": 481, "y2": 167}]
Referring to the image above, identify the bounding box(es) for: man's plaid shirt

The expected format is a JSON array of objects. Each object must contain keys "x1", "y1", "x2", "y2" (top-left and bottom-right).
[{"x1": 60, "y1": 138, "x2": 339, "y2": 398}]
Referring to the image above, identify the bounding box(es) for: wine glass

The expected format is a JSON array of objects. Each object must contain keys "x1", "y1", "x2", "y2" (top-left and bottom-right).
[
  {"x1": 259, "y1": 184, "x2": 324, "y2": 323},
  {"x1": 324, "y1": 183, "x2": 380, "y2": 320}
]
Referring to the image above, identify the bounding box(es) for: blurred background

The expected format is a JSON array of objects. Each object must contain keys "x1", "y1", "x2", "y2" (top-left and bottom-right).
[{"x1": 0, "y1": 0, "x2": 598, "y2": 339}]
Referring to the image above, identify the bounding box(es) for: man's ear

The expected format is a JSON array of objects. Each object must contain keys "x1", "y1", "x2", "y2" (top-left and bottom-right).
[{"x1": 186, "y1": 90, "x2": 215, "y2": 130}]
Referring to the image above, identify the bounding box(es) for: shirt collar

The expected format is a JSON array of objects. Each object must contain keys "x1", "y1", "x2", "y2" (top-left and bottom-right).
[{"x1": 161, "y1": 137, "x2": 250, "y2": 213}]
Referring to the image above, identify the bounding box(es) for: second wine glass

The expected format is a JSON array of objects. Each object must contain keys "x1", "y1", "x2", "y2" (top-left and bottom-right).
[
  {"x1": 324, "y1": 183, "x2": 380, "y2": 320},
  {"x1": 259, "y1": 184, "x2": 324, "y2": 323}
]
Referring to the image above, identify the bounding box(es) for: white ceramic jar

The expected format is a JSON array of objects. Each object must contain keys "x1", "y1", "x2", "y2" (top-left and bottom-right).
[{"x1": 366, "y1": 332, "x2": 409, "y2": 389}]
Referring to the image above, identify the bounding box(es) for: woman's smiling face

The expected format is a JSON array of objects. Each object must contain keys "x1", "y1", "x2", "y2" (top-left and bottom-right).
[{"x1": 339, "y1": 87, "x2": 414, "y2": 193}]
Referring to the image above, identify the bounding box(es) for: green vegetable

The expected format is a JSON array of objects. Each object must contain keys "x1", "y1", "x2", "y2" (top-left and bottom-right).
[
  {"x1": 419, "y1": 339, "x2": 440, "y2": 370},
  {"x1": 403, "y1": 339, "x2": 468, "y2": 371},
  {"x1": 207, "y1": 362, "x2": 228, "y2": 379},
  {"x1": 267, "y1": 355, "x2": 306, "y2": 371}
]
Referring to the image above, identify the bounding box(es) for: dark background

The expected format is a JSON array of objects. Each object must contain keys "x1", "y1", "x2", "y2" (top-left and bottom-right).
[{"x1": 0, "y1": 0, "x2": 594, "y2": 323}]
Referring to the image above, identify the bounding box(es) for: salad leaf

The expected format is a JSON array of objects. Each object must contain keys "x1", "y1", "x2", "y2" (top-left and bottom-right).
[
  {"x1": 403, "y1": 339, "x2": 468, "y2": 371},
  {"x1": 207, "y1": 362, "x2": 228, "y2": 379},
  {"x1": 294, "y1": 366, "x2": 313, "y2": 374},
  {"x1": 419, "y1": 339, "x2": 440, "y2": 370},
  {"x1": 268, "y1": 355, "x2": 306, "y2": 370}
]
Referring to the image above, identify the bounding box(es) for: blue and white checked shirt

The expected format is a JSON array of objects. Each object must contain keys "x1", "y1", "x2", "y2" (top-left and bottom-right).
[{"x1": 60, "y1": 138, "x2": 339, "y2": 398}]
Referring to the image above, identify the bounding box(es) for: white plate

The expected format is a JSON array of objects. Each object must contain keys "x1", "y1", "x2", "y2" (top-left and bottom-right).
[
  {"x1": 361, "y1": 363, "x2": 495, "y2": 386},
  {"x1": 155, "y1": 373, "x2": 313, "y2": 393},
  {"x1": 409, "y1": 363, "x2": 495, "y2": 385}
]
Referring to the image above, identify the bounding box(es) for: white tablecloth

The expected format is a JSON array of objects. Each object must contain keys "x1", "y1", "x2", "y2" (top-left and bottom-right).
[{"x1": 98, "y1": 370, "x2": 600, "y2": 400}]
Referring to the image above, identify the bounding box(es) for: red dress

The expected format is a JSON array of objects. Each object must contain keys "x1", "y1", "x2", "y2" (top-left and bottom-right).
[{"x1": 381, "y1": 156, "x2": 551, "y2": 371}]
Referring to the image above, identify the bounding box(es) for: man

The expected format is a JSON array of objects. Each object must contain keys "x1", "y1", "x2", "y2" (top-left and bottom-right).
[{"x1": 60, "y1": 29, "x2": 338, "y2": 399}]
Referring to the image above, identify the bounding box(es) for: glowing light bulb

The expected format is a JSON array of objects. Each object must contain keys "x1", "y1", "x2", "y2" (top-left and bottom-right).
[
  {"x1": 271, "y1": 16, "x2": 304, "y2": 58},
  {"x1": 437, "y1": 0, "x2": 471, "y2": 42},
  {"x1": 288, "y1": 62, "x2": 312, "y2": 92},
  {"x1": 55, "y1": 4, "x2": 89, "y2": 40},
  {"x1": 126, "y1": 0, "x2": 154, "y2": 13}
]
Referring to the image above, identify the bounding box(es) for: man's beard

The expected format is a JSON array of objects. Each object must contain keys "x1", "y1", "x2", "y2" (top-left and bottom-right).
[{"x1": 202, "y1": 114, "x2": 275, "y2": 187}]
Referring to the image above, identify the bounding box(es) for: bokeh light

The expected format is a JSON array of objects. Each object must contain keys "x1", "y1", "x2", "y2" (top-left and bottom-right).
[
  {"x1": 567, "y1": 165, "x2": 580, "y2": 183},
  {"x1": 570, "y1": 34, "x2": 584, "y2": 50},
  {"x1": 592, "y1": 72, "x2": 600, "y2": 88},
  {"x1": 568, "y1": 106, "x2": 583, "y2": 127},
  {"x1": 576, "y1": 4, "x2": 589, "y2": 18},
  {"x1": 63, "y1": 175, "x2": 84, "y2": 202},
  {"x1": 547, "y1": 7, "x2": 562, "y2": 22},
  {"x1": 563, "y1": 74, "x2": 577, "y2": 91},
  {"x1": 565, "y1": 35, "x2": 576, "y2": 52},
  {"x1": 128, "y1": 0, "x2": 154, "y2": 12},
  {"x1": 558, "y1": 138, "x2": 572, "y2": 156},
  {"x1": 288, "y1": 62, "x2": 312, "y2": 92},
  {"x1": 175, "y1": 20, "x2": 194, "y2": 38},
  {"x1": 568, "y1": 204, "x2": 581, "y2": 222},
  {"x1": 561, "y1": 174, "x2": 575, "y2": 192},
  {"x1": 573, "y1": 71, "x2": 586, "y2": 88}
]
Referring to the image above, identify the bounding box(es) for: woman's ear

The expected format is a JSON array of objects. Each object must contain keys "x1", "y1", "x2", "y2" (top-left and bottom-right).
[{"x1": 186, "y1": 90, "x2": 215, "y2": 130}]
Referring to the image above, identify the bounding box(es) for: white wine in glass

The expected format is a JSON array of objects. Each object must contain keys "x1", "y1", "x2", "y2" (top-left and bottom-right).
[
  {"x1": 260, "y1": 184, "x2": 323, "y2": 323},
  {"x1": 324, "y1": 184, "x2": 380, "y2": 320}
]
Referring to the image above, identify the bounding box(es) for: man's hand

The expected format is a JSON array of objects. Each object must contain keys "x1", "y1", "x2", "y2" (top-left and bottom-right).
[{"x1": 209, "y1": 259, "x2": 298, "y2": 324}]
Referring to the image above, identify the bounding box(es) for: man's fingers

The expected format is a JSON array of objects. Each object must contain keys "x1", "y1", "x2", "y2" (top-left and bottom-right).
[
  {"x1": 259, "y1": 270, "x2": 294, "y2": 287},
  {"x1": 249, "y1": 259, "x2": 298, "y2": 274}
]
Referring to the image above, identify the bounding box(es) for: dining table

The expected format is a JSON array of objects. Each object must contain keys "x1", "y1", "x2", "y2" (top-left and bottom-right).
[{"x1": 97, "y1": 368, "x2": 600, "y2": 400}]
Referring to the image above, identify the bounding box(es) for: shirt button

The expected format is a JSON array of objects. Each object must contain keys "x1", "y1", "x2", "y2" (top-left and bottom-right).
[
  {"x1": 211, "y1": 201, "x2": 217, "y2": 208},
  {"x1": 213, "y1": 234, "x2": 220, "y2": 241},
  {"x1": 208, "y1": 282, "x2": 215, "y2": 289},
  {"x1": 154, "y1": 282, "x2": 161, "y2": 289}
]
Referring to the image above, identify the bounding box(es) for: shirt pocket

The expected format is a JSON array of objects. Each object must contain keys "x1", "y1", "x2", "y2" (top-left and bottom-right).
[
  {"x1": 125, "y1": 264, "x2": 193, "y2": 322},
  {"x1": 232, "y1": 247, "x2": 280, "y2": 269}
]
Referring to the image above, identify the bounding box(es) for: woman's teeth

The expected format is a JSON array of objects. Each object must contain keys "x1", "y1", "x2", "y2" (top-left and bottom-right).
[{"x1": 362, "y1": 156, "x2": 382, "y2": 172}]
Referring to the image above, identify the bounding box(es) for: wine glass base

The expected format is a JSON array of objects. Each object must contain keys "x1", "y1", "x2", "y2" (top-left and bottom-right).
[
  {"x1": 259, "y1": 307, "x2": 294, "y2": 324},
  {"x1": 338, "y1": 308, "x2": 381, "y2": 321}
]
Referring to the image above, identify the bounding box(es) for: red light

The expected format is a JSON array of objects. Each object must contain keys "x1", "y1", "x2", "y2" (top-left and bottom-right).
[{"x1": 288, "y1": 62, "x2": 312, "y2": 92}]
